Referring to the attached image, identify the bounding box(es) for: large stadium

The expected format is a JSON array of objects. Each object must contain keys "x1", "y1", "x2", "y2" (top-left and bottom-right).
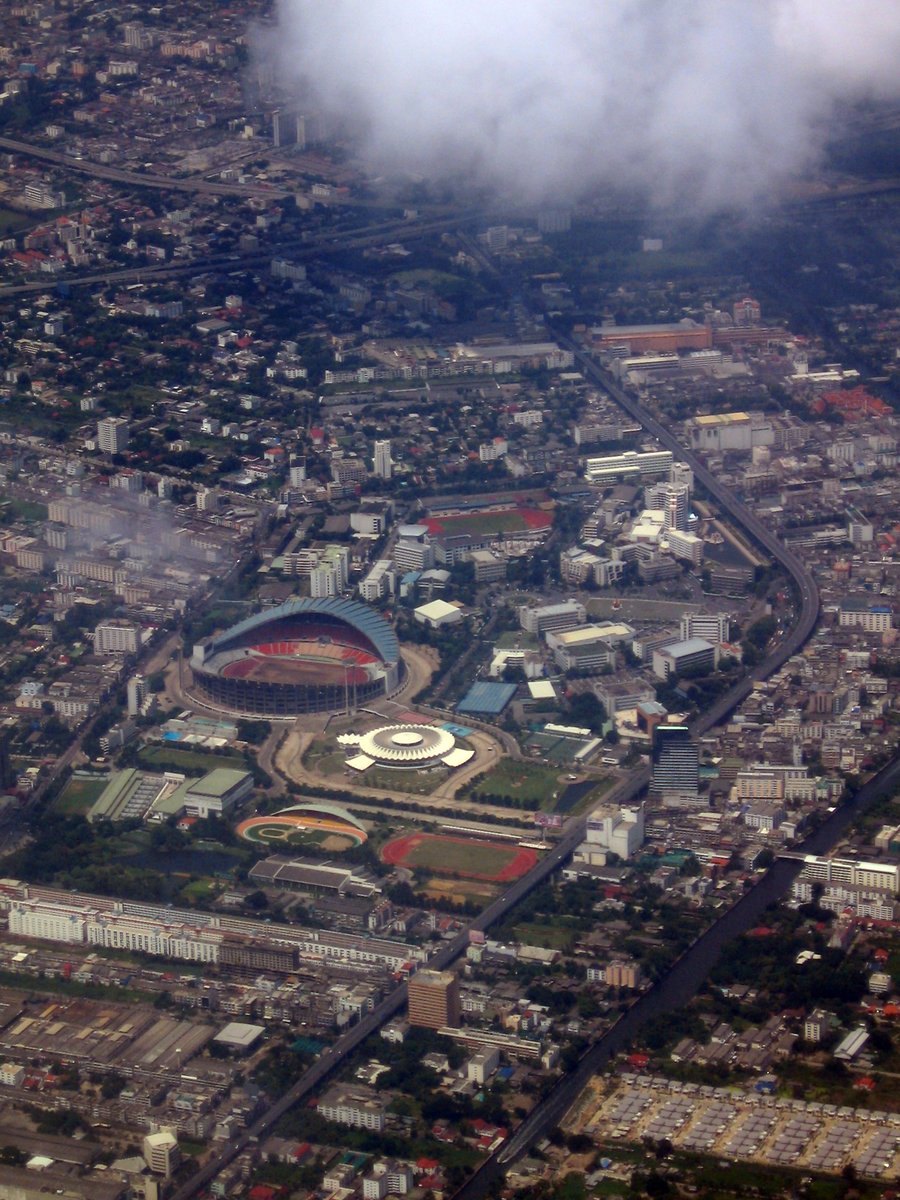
[{"x1": 189, "y1": 597, "x2": 403, "y2": 716}]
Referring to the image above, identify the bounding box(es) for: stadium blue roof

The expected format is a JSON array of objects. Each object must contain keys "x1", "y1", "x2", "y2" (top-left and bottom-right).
[
  {"x1": 456, "y1": 681, "x2": 517, "y2": 716},
  {"x1": 209, "y1": 597, "x2": 400, "y2": 665}
]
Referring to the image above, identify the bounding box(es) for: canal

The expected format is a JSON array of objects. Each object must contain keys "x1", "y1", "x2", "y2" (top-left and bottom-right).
[{"x1": 454, "y1": 749, "x2": 900, "y2": 1198}]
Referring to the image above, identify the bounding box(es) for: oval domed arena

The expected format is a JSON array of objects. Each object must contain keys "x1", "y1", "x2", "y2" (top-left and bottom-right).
[{"x1": 189, "y1": 597, "x2": 403, "y2": 716}]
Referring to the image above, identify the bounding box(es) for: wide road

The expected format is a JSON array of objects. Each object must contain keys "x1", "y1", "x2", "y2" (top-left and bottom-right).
[
  {"x1": 0, "y1": 211, "x2": 480, "y2": 299},
  {"x1": 0, "y1": 134, "x2": 290, "y2": 199}
]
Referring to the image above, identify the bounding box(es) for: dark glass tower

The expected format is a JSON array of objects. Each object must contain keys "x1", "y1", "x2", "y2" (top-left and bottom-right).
[{"x1": 650, "y1": 724, "x2": 699, "y2": 805}]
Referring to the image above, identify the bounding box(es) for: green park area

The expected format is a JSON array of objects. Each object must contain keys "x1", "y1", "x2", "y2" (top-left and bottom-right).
[
  {"x1": 495, "y1": 630, "x2": 539, "y2": 650},
  {"x1": 138, "y1": 745, "x2": 244, "y2": 774},
  {"x1": 0, "y1": 494, "x2": 49, "y2": 523},
  {"x1": 391, "y1": 267, "x2": 467, "y2": 289},
  {"x1": 465, "y1": 759, "x2": 567, "y2": 808},
  {"x1": 0, "y1": 206, "x2": 35, "y2": 235},
  {"x1": 513, "y1": 921, "x2": 577, "y2": 952}
]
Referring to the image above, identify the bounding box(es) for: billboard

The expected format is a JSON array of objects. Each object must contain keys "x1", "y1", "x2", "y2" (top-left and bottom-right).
[{"x1": 533, "y1": 812, "x2": 563, "y2": 828}]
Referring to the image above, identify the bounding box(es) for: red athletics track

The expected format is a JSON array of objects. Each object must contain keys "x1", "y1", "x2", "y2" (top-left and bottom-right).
[{"x1": 381, "y1": 831, "x2": 538, "y2": 883}]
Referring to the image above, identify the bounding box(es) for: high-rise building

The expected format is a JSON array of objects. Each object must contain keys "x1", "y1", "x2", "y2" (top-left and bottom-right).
[
  {"x1": 97, "y1": 416, "x2": 130, "y2": 453},
  {"x1": 143, "y1": 1129, "x2": 180, "y2": 1176},
  {"x1": 272, "y1": 108, "x2": 306, "y2": 149},
  {"x1": 373, "y1": 439, "x2": 392, "y2": 480},
  {"x1": 196, "y1": 486, "x2": 220, "y2": 512},
  {"x1": 310, "y1": 563, "x2": 340, "y2": 598},
  {"x1": 679, "y1": 612, "x2": 730, "y2": 644},
  {"x1": 331, "y1": 453, "x2": 368, "y2": 486},
  {"x1": 94, "y1": 620, "x2": 141, "y2": 656},
  {"x1": 127, "y1": 675, "x2": 147, "y2": 716},
  {"x1": 122, "y1": 22, "x2": 155, "y2": 49},
  {"x1": 662, "y1": 483, "x2": 689, "y2": 532},
  {"x1": 392, "y1": 526, "x2": 434, "y2": 573},
  {"x1": 485, "y1": 225, "x2": 509, "y2": 252},
  {"x1": 584, "y1": 449, "x2": 673, "y2": 484},
  {"x1": 408, "y1": 969, "x2": 460, "y2": 1029},
  {"x1": 650, "y1": 724, "x2": 699, "y2": 806},
  {"x1": 669, "y1": 461, "x2": 694, "y2": 492},
  {"x1": 605, "y1": 961, "x2": 642, "y2": 989},
  {"x1": 733, "y1": 296, "x2": 761, "y2": 326}
]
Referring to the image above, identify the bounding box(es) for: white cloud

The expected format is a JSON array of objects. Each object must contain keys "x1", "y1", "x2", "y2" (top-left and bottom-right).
[{"x1": 256, "y1": 0, "x2": 900, "y2": 210}]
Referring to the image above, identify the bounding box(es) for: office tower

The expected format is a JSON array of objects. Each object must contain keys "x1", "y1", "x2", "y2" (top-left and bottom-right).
[
  {"x1": 97, "y1": 416, "x2": 130, "y2": 453},
  {"x1": 663, "y1": 483, "x2": 689, "y2": 532},
  {"x1": 650, "y1": 724, "x2": 699, "y2": 806},
  {"x1": 669, "y1": 462, "x2": 694, "y2": 492},
  {"x1": 143, "y1": 1130, "x2": 180, "y2": 1176},
  {"x1": 272, "y1": 108, "x2": 306, "y2": 150},
  {"x1": 373, "y1": 439, "x2": 392, "y2": 480},
  {"x1": 408, "y1": 969, "x2": 460, "y2": 1030}
]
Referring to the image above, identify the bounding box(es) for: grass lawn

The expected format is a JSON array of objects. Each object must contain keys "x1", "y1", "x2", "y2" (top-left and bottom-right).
[
  {"x1": 422, "y1": 878, "x2": 498, "y2": 905},
  {"x1": 513, "y1": 921, "x2": 576, "y2": 951},
  {"x1": 0, "y1": 966, "x2": 152, "y2": 1006},
  {"x1": 177, "y1": 1139, "x2": 207, "y2": 1158},
  {"x1": 0, "y1": 494, "x2": 49, "y2": 523},
  {"x1": 363, "y1": 765, "x2": 444, "y2": 794},
  {"x1": 428, "y1": 510, "x2": 530, "y2": 537},
  {"x1": 308, "y1": 748, "x2": 352, "y2": 775},
  {"x1": 179, "y1": 878, "x2": 220, "y2": 903},
  {"x1": 138, "y1": 745, "x2": 244, "y2": 772},
  {"x1": 53, "y1": 774, "x2": 109, "y2": 815},
  {"x1": 391, "y1": 268, "x2": 466, "y2": 288},
  {"x1": 401, "y1": 835, "x2": 518, "y2": 877},
  {"x1": 495, "y1": 630, "x2": 540, "y2": 650},
  {"x1": 310, "y1": 746, "x2": 443, "y2": 795},
  {"x1": 572, "y1": 776, "x2": 616, "y2": 813},
  {"x1": 241, "y1": 821, "x2": 355, "y2": 852},
  {"x1": 467, "y1": 759, "x2": 564, "y2": 806},
  {"x1": 0, "y1": 206, "x2": 35, "y2": 234},
  {"x1": 592, "y1": 1179, "x2": 630, "y2": 1196}
]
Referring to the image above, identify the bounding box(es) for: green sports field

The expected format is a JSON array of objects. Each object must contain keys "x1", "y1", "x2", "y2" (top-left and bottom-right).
[
  {"x1": 466, "y1": 759, "x2": 564, "y2": 805},
  {"x1": 53, "y1": 774, "x2": 110, "y2": 815},
  {"x1": 382, "y1": 831, "x2": 538, "y2": 881},
  {"x1": 404, "y1": 838, "x2": 512, "y2": 875}
]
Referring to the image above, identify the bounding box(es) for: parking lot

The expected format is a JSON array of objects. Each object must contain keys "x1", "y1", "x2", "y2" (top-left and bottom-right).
[{"x1": 573, "y1": 1074, "x2": 900, "y2": 1179}]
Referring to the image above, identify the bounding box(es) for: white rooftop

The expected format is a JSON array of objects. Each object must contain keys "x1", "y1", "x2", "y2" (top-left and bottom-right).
[{"x1": 528, "y1": 680, "x2": 556, "y2": 700}]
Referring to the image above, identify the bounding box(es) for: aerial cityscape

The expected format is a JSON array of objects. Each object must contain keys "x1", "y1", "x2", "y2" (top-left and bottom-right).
[{"x1": 2, "y1": 2, "x2": 900, "y2": 1199}]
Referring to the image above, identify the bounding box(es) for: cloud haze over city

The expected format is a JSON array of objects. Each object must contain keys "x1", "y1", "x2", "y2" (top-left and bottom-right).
[{"x1": 257, "y1": 0, "x2": 900, "y2": 210}]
